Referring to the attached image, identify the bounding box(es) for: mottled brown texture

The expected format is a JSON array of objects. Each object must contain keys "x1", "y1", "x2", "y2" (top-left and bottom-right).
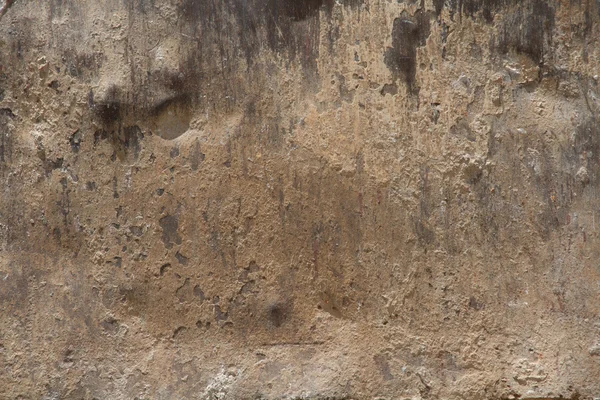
[{"x1": 1, "y1": 0, "x2": 600, "y2": 399}]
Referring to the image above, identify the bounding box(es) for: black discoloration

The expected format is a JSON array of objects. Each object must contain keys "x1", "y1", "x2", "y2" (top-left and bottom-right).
[
  {"x1": 180, "y1": 0, "x2": 360, "y2": 71},
  {"x1": 268, "y1": 0, "x2": 328, "y2": 22},
  {"x1": 384, "y1": 10, "x2": 432, "y2": 94},
  {"x1": 93, "y1": 85, "x2": 122, "y2": 124},
  {"x1": 494, "y1": 0, "x2": 555, "y2": 65},
  {"x1": 431, "y1": 1, "x2": 556, "y2": 65},
  {"x1": 172, "y1": 326, "x2": 187, "y2": 339},
  {"x1": 159, "y1": 214, "x2": 182, "y2": 249}
]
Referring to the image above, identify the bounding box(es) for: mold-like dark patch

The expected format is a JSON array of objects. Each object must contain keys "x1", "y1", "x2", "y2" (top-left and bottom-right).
[
  {"x1": 93, "y1": 82, "x2": 192, "y2": 141},
  {"x1": 268, "y1": 302, "x2": 288, "y2": 328},
  {"x1": 569, "y1": 116, "x2": 600, "y2": 186},
  {"x1": 175, "y1": 251, "x2": 189, "y2": 265},
  {"x1": 179, "y1": 0, "x2": 362, "y2": 73},
  {"x1": 384, "y1": 10, "x2": 432, "y2": 94},
  {"x1": 93, "y1": 85, "x2": 122, "y2": 124},
  {"x1": 159, "y1": 214, "x2": 182, "y2": 249},
  {"x1": 494, "y1": 0, "x2": 555, "y2": 65},
  {"x1": 43, "y1": 157, "x2": 64, "y2": 177},
  {"x1": 267, "y1": 0, "x2": 328, "y2": 22}
]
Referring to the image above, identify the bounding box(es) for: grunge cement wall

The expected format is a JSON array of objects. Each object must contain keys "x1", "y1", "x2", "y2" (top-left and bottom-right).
[{"x1": 1, "y1": 0, "x2": 600, "y2": 399}]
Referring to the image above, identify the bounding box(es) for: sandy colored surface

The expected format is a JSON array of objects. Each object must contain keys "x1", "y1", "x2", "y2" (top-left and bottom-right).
[{"x1": 0, "y1": 0, "x2": 599, "y2": 398}]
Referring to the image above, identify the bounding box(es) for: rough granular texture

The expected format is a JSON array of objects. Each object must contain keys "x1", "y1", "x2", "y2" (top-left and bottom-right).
[{"x1": 1, "y1": 0, "x2": 599, "y2": 399}]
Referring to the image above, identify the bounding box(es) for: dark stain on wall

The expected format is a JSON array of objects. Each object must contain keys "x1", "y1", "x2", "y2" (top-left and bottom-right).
[
  {"x1": 384, "y1": 10, "x2": 432, "y2": 94},
  {"x1": 435, "y1": 0, "x2": 515, "y2": 22},
  {"x1": 494, "y1": 0, "x2": 555, "y2": 65},
  {"x1": 433, "y1": 1, "x2": 556, "y2": 65},
  {"x1": 159, "y1": 214, "x2": 182, "y2": 249}
]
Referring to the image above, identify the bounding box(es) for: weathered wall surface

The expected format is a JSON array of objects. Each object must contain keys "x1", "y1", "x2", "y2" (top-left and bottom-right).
[{"x1": 1, "y1": 0, "x2": 599, "y2": 398}]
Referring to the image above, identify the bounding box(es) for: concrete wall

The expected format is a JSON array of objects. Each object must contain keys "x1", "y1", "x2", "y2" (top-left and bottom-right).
[{"x1": 0, "y1": 0, "x2": 599, "y2": 398}]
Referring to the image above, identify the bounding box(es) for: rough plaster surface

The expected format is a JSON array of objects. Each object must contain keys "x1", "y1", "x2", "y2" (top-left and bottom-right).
[{"x1": 1, "y1": 0, "x2": 600, "y2": 399}]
